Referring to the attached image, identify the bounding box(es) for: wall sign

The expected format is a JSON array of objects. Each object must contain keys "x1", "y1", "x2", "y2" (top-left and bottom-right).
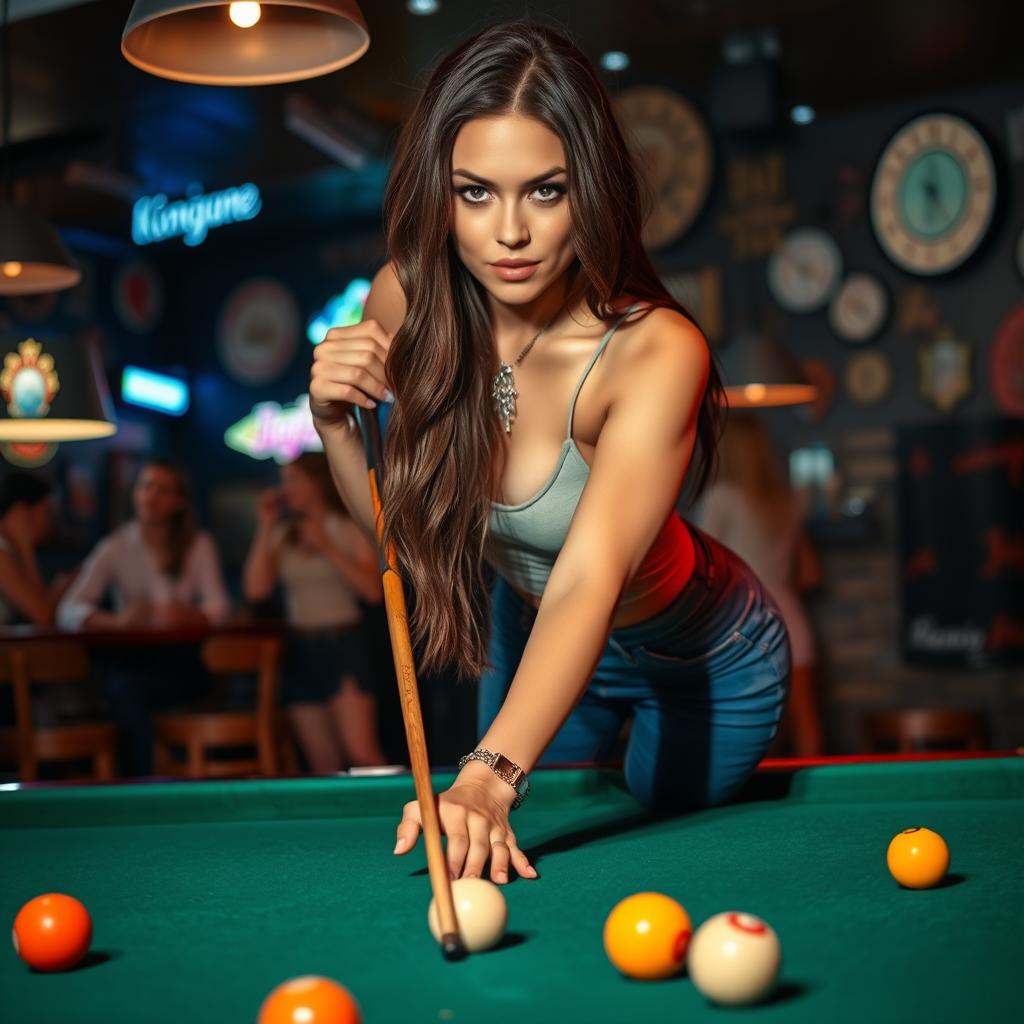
[
  {"x1": 132, "y1": 182, "x2": 262, "y2": 247},
  {"x1": 1, "y1": 338, "x2": 59, "y2": 421},
  {"x1": 917, "y1": 331, "x2": 972, "y2": 412},
  {"x1": 224, "y1": 394, "x2": 323, "y2": 463},
  {"x1": 217, "y1": 278, "x2": 299, "y2": 385},
  {"x1": 308, "y1": 277, "x2": 372, "y2": 344}
]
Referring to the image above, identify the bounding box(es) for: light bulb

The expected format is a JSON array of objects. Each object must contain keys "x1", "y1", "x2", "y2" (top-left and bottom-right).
[
  {"x1": 2, "y1": 261, "x2": 23, "y2": 278},
  {"x1": 229, "y1": 2, "x2": 261, "y2": 29}
]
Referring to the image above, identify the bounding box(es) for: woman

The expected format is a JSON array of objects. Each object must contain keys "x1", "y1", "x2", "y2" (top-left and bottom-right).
[
  {"x1": 697, "y1": 413, "x2": 824, "y2": 757},
  {"x1": 57, "y1": 459, "x2": 230, "y2": 775},
  {"x1": 308, "y1": 21, "x2": 790, "y2": 886},
  {"x1": 0, "y1": 472, "x2": 59, "y2": 626},
  {"x1": 243, "y1": 452, "x2": 387, "y2": 773}
]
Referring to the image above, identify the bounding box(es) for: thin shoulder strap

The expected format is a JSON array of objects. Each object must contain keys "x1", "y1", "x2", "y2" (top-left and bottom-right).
[{"x1": 565, "y1": 303, "x2": 643, "y2": 439}]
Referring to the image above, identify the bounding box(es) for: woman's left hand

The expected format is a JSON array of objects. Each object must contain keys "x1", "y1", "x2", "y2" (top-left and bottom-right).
[{"x1": 393, "y1": 764, "x2": 537, "y2": 884}]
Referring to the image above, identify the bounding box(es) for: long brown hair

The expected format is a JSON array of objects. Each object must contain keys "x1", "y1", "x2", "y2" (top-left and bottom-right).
[
  {"x1": 138, "y1": 459, "x2": 196, "y2": 579},
  {"x1": 381, "y1": 20, "x2": 725, "y2": 679}
]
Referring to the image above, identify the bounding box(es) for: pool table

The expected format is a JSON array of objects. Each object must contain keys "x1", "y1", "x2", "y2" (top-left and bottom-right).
[{"x1": 1, "y1": 754, "x2": 1021, "y2": 1023}]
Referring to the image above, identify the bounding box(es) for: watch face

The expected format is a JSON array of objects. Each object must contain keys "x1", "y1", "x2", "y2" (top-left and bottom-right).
[
  {"x1": 871, "y1": 113, "x2": 997, "y2": 275},
  {"x1": 767, "y1": 227, "x2": 843, "y2": 313},
  {"x1": 829, "y1": 272, "x2": 889, "y2": 343}
]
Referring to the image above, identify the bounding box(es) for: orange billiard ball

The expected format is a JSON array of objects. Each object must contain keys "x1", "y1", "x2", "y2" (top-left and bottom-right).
[
  {"x1": 603, "y1": 892, "x2": 692, "y2": 980},
  {"x1": 887, "y1": 827, "x2": 950, "y2": 889},
  {"x1": 12, "y1": 893, "x2": 93, "y2": 972},
  {"x1": 258, "y1": 976, "x2": 362, "y2": 1024}
]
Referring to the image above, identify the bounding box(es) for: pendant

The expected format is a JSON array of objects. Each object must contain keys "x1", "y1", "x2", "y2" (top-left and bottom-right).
[{"x1": 492, "y1": 363, "x2": 518, "y2": 433}]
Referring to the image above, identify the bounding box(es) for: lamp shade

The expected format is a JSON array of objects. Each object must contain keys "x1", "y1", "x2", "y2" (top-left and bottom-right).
[
  {"x1": 0, "y1": 204, "x2": 81, "y2": 296},
  {"x1": 719, "y1": 327, "x2": 818, "y2": 408},
  {"x1": 121, "y1": 0, "x2": 370, "y2": 85},
  {"x1": 0, "y1": 334, "x2": 116, "y2": 441}
]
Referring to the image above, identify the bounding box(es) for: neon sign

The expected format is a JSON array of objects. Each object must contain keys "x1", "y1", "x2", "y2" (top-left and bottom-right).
[
  {"x1": 121, "y1": 366, "x2": 189, "y2": 416},
  {"x1": 308, "y1": 277, "x2": 372, "y2": 344},
  {"x1": 132, "y1": 182, "x2": 262, "y2": 247},
  {"x1": 224, "y1": 394, "x2": 322, "y2": 463}
]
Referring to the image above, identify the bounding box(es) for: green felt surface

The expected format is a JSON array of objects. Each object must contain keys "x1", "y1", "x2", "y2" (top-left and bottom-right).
[{"x1": 1, "y1": 760, "x2": 1021, "y2": 1024}]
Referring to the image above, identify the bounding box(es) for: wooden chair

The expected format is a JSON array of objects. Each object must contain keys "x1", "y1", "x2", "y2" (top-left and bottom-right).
[
  {"x1": 154, "y1": 634, "x2": 294, "y2": 778},
  {"x1": 862, "y1": 709, "x2": 989, "y2": 754},
  {"x1": 0, "y1": 642, "x2": 116, "y2": 782}
]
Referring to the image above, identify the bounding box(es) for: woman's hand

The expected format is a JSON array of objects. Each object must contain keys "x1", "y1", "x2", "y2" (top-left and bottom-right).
[
  {"x1": 256, "y1": 488, "x2": 283, "y2": 529},
  {"x1": 309, "y1": 319, "x2": 394, "y2": 432},
  {"x1": 393, "y1": 762, "x2": 538, "y2": 885}
]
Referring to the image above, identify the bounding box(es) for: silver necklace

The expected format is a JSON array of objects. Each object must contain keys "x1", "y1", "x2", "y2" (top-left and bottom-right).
[{"x1": 491, "y1": 303, "x2": 565, "y2": 434}]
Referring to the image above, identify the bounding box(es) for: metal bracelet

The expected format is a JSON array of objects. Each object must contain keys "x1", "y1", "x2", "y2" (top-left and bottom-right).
[{"x1": 457, "y1": 748, "x2": 531, "y2": 810}]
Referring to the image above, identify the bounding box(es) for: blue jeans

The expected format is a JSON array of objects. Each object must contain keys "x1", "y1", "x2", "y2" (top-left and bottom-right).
[{"x1": 478, "y1": 525, "x2": 791, "y2": 811}]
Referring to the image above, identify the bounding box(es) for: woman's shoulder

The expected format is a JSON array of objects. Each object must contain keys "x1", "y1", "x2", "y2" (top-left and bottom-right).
[
  {"x1": 603, "y1": 298, "x2": 708, "y2": 377},
  {"x1": 364, "y1": 261, "x2": 407, "y2": 336}
]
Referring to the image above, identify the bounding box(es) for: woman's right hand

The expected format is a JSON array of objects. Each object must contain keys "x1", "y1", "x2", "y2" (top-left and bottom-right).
[
  {"x1": 256, "y1": 488, "x2": 283, "y2": 528},
  {"x1": 309, "y1": 319, "x2": 394, "y2": 431}
]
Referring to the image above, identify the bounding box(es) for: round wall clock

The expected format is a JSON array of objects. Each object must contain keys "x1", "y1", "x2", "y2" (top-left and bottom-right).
[
  {"x1": 844, "y1": 350, "x2": 892, "y2": 406},
  {"x1": 217, "y1": 278, "x2": 300, "y2": 386},
  {"x1": 767, "y1": 227, "x2": 843, "y2": 313},
  {"x1": 870, "y1": 112, "x2": 997, "y2": 276},
  {"x1": 614, "y1": 86, "x2": 714, "y2": 250},
  {"x1": 829, "y1": 272, "x2": 889, "y2": 343}
]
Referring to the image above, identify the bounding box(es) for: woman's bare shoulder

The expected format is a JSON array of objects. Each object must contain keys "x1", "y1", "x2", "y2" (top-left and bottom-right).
[{"x1": 363, "y1": 261, "x2": 407, "y2": 335}]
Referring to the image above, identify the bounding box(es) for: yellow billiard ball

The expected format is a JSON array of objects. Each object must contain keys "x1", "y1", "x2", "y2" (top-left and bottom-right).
[
  {"x1": 886, "y1": 827, "x2": 950, "y2": 889},
  {"x1": 603, "y1": 892, "x2": 692, "y2": 980}
]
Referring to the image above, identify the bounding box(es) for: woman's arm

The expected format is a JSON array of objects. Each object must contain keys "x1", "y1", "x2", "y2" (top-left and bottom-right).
[
  {"x1": 475, "y1": 309, "x2": 711, "y2": 775},
  {"x1": 56, "y1": 538, "x2": 119, "y2": 630},
  {"x1": 0, "y1": 545, "x2": 56, "y2": 625},
  {"x1": 311, "y1": 262, "x2": 404, "y2": 543},
  {"x1": 243, "y1": 494, "x2": 284, "y2": 602}
]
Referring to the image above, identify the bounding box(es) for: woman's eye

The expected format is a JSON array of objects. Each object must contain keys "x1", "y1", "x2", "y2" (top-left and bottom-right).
[
  {"x1": 533, "y1": 184, "x2": 565, "y2": 203},
  {"x1": 458, "y1": 185, "x2": 489, "y2": 203}
]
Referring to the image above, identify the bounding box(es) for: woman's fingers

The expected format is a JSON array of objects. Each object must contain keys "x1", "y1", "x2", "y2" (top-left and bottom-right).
[
  {"x1": 461, "y1": 817, "x2": 493, "y2": 880},
  {"x1": 507, "y1": 836, "x2": 538, "y2": 879},
  {"x1": 393, "y1": 801, "x2": 422, "y2": 855},
  {"x1": 489, "y1": 839, "x2": 510, "y2": 884}
]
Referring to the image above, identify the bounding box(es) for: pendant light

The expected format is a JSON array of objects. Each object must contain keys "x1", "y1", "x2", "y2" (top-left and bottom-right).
[
  {"x1": 122, "y1": 1, "x2": 370, "y2": 85},
  {"x1": 0, "y1": 0, "x2": 80, "y2": 296},
  {"x1": 0, "y1": 333, "x2": 116, "y2": 442},
  {"x1": 720, "y1": 325, "x2": 818, "y2": 408}
]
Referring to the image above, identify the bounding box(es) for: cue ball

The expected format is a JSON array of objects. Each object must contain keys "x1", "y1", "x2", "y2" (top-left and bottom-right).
[
  {"x1": 12, "y1": 893, "x2": 93, "y2": 972},
  {"x1": 886, "y1": 827, "x2": 949, "y2": 889},
  {"x1": 603, "y1": 892, "x2": 692, "y2": 980},
  {"x1": 687, "y1": 911, "x2": 781, "y2": 1006},
  {"x1": 428, "y1": 878, "x2": 508, "y2": 953},
  {"x1": 257, "y1": 975, "x2": 361, "y2": 1024}
]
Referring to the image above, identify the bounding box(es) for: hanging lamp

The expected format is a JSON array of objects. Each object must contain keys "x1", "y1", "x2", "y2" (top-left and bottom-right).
[
  {"x1": 0, "y1": 334, "x2": 116, "y2": 442},
  {"x1": 121, "y1": 1, "x2": 370, "y2": 85},
  {"x1": 0, "y1": 0, "x2": 80, "y2": 296},
  {"x1": 719, "y1": 326, "x2": 818, "y2": 408}
]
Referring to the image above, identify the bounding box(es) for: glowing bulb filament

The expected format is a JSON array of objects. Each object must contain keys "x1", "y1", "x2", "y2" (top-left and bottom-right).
[{"x1": 229, "y1": 2, "x2": 261, "y2": 29}]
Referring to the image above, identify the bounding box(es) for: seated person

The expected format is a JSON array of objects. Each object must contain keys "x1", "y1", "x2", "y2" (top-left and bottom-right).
[
  {"x1": 57, "y1": 459, "x2": 230, "y2": 776},
  {"x1": 0, "y1": 472, "x2": 60, "y2": 627}
]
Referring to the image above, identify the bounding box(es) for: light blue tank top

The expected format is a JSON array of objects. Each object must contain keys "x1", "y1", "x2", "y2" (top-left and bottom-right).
[{"x1": 488, "y1": 303, "x2": 649, "y2": 594}]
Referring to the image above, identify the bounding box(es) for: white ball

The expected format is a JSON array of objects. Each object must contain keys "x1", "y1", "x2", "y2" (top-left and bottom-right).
[
  {"x1": 427, "y1": 878, "x2": 508, "y2": 953},
  {"x1": 687, "y1": 911, "x2": 781, "y2": 1006}
]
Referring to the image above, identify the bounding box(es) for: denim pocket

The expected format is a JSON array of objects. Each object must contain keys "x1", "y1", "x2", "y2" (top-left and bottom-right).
[{"x1": 634, "y1": 629, "x2": 753, "y2": 667}]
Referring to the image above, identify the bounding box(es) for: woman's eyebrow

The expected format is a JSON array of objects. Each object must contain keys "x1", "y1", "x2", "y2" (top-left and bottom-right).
[{"x1": 451, "y1": 166, "x2": 567, "y2": 188}]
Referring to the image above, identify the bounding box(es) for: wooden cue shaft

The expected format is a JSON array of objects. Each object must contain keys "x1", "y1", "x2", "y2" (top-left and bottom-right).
[{"x1": 353, "y1": 407, "x2": 463, "y2": 958}]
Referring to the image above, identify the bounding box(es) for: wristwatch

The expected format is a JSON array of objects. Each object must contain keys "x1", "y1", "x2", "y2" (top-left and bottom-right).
[{"x1": 458, "y1": 749, "x2": 531, "y2": 810}]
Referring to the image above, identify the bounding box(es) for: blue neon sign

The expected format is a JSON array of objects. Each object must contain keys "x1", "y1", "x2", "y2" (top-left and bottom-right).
[
  {"x1": 121, "y1": 366, "x2": 190, "y2": 416},
  {"x1": 132, "y1": 182, "x2": 262, "y2": 247},
  {"x1": 308, "y1": 278, "x2": 372, "y2": 344}
]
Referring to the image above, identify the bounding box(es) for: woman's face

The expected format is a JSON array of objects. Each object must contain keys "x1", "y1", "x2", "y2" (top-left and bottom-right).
[
  {"x1": 450, "y1": 114, "x2": 575, "y2": 307},
  {"x1": 280, "y1": 463, "x2": 320, "y2": 514},
  {"x1": 133, "y1": 466, "x2": 184, "y2": 526}
]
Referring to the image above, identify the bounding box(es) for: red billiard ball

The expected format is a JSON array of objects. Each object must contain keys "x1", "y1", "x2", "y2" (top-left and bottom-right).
[
  {"x1": 258, "y1": 976, "x2": 362, "y2": 1024},
  {"x1": 12, "y1": 893, "x2": 93, "y2": 972}
]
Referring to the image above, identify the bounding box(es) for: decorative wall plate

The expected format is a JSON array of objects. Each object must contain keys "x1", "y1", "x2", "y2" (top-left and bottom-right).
[
  {"x1": 844, "y1": 350, "x2": 892, "y2": 406},
  {"x1": 217, "y1": 278, "x2": 300, "y2": 386}
]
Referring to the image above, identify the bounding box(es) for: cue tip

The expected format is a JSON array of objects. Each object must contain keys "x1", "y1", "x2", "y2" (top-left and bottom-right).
[{"x1": 441, "y1": 933, "x2": 466, "y2": 961}]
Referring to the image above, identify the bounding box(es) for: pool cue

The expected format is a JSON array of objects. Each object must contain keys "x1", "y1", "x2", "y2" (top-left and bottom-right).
[{"x1": 352, "y1": 405, "x2": 465, "y2": 961}]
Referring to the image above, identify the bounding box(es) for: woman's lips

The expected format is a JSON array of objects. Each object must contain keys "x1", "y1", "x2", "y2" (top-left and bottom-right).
[{"x1": 490, "y1": 262, "x2": 539, "y2": 281}]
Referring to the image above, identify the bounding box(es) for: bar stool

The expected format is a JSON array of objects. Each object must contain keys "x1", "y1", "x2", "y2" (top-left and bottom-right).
[
  {"x1": 154, "y1": 634, "x2": 295, "y2": 777},
  {"x1": 861, "y1": 709, "x2": 989, "y2": 753},
  {"x1": 0, "y1": 641, "x2": 117, "y2": 781}
]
